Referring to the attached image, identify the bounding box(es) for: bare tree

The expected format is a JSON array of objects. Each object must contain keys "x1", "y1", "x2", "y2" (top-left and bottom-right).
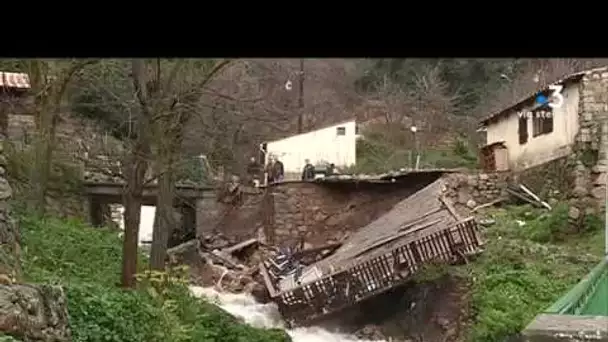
[
  {"x1": 146, "y1": 59, "x2": 233, "y2": 271},
  {"x1": 70, "y1": 59, "x2": 239, "y2": 284},
  {"x1": 116, "y1": 60, "x2": 155, "y2": 286},
  {"x1": 358, "y1": 65, "x2": 461, "y2": 147},
  {"x1": 64, "y1": 59, "x2": 152, "y2": 287}
]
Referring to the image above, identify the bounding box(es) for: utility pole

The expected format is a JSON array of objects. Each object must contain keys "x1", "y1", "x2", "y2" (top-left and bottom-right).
[{"x1": 297, "y1": 59, "x2": 304, "y2": 133}]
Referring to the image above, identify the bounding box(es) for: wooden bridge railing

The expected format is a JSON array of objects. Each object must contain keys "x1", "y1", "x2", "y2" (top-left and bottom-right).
[{"x1": 260, "y1": 217, "x2": 483, "y2": 326}]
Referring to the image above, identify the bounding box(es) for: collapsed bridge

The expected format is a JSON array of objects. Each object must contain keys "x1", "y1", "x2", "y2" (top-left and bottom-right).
[{"x1": 260, "y1": 176, "x2": 484, "y2": 326}]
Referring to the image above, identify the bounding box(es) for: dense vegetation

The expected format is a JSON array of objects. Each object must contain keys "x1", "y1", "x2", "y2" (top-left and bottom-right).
[
  {"x1": 17, "y1": 212, "x2": 289, "y2": 342},
  {"x1": 348, "y1": 127, "x2": 478, "y2": 174}
]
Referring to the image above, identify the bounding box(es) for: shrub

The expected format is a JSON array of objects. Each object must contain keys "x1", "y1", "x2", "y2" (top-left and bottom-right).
[
  {"x1": 466, "y1": 204, "x2": 603, "y2": 341},
  {"x1": 515, "y1": 204, "x2": 603, "y2": 243}
]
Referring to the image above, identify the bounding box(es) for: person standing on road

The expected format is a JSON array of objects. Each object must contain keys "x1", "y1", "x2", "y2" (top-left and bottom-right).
[
  {"x1": 266, "y1": 154, "x2": 285, "y2": 183},
  {"x1": 326, "y1": 163, "x2": 337, "y2": 176},
  {"x1": 274, "y1": 156, "x2": 285, "y2": 182},
  {"x1": 301, "y1": 159, "x2": 315, "y2": 181},
  {"x1": 246, "y1": 156, "x2": 262, "y2": 187}
]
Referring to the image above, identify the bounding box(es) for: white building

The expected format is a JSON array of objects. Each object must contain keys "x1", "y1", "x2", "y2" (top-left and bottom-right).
[
  {"x1": 478, "y1": 67, "x2": 608, "y2": 172},
  {"x1": 262, "y1": 120, "x2": 358, "y2": 180}
]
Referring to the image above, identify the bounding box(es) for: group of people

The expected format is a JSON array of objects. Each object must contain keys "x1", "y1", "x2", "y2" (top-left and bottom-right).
[
  {"x1": 246, "y1": 154, "x2": 285, "y2": 186},
  {"x1": 245, "y1": 154, "x2": 339, "y2": 186},
  {"x1": 301, "y1": 160, "x2": 338, "y2": 181}
]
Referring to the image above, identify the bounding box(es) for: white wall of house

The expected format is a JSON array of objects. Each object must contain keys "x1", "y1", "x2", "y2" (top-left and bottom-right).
[
  {"x1": 265, "y1": 120, "x2": 357, "y2": 179},
  {"x1": 485, "y1": 83, "x2": 580, "y2": 170}
]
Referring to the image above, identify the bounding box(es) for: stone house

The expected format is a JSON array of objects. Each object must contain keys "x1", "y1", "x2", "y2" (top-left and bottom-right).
[{"x1": 478, "y1": 66, "x2": 608, "y2": 213}]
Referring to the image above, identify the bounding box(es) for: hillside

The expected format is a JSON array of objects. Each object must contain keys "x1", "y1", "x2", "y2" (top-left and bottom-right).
[{"x1": 61, "y1": 58, "x2": 608, "y2": 174}]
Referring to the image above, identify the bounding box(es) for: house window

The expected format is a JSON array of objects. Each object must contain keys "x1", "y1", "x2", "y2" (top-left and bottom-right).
[
  {"x1": 518, "y1": 116, "x2": 528, "y2": 145},
  {"x1": 532, "y1": 108, "x2": 554, "y2": 137},
  {"x1": 336, "y1": 126, "x2": 346, "y2": 136}
]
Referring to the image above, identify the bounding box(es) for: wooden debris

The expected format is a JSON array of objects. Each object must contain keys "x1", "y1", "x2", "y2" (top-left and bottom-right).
[
  {"x1": 198, "y1": 246, "x2": 245, "y2": 271},
  {"x1": 506, "y1": 184, "x2": 550, "y2": 209},
  {"x1": 222, "y1": 238, "x2": 259, "y2": 255},
  {"x1": 259, "y1": 262, "x2": 278, "y2": 297},
  {"x1": 292, "y1": 242, "x2": 342, "y2": 265},
  {"x1": 440, "y1": 195, "x2": 461, "y2": 220},
  {"x1": 519, "y1": 184, "x2": 552, "y2": 210},
  {"x1": 471, "y1": 197, "x2": 507, "y2": 212},
  {"x1": 353, "y1": 218, "x2": 443, "y2": 258},
  {"x1": 292, "y1": 242, "x2": 342, "y2": 259},
  {"x1": 270, "y1": 217, "x2": 483, "y2": 327}
]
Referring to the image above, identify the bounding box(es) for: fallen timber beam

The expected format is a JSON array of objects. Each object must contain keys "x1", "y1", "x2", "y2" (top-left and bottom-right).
[
  {"x1": 259, "y1": 262, "x2": 279, "y2": 297},
  {"x1": 292, "y1": 242, "x2": 342, "y2": 260},
  {"x1": 471, "y1": 197, "x2": 506, "y2": 212},
  {"x1": 221, "y1": 238, "x2": 258, "y2": 255},
  {"x1": 440, "y1": 195, "x2": 461, "y2": 220},
  {"x1": 198, "y1": 245, "x2": 244, "y2": 270},
  {"x1": 519, "y1": 184, "x2": 552, "y2": 210},
  {"x1": 506, "y1": 188, "x2": 545, "y2": 208}
]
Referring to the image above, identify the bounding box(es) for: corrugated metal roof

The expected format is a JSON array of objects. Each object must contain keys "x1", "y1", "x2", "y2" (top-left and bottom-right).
[{"x1": 479, "y1": 66, "x2": 608, "y2": 126}]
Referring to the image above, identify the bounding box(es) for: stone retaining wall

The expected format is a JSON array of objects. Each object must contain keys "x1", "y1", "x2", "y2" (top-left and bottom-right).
[
  {"x1": 572, "y1": 69, "x2": 608, "y2": 215},
  {"x1": 203, "y1": 174, "x2": 443, "y2": 248},
  {"x1": 266, "y1": 178, "x2": 439, "y2": 248},
  {"x1": 511, "y1": 156, "x2": 574, "y2": 201},
  {"x1": 442, "y1": 172, "x2": 508, "y2": 217},
  {"x1": 203, "y1": 171, "x2": 511, "y2": 249}
]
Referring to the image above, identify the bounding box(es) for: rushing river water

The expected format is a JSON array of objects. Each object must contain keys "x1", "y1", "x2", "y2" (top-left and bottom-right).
[{"x1": 190, "y1": 286, "x2": 387, "y2": 342}]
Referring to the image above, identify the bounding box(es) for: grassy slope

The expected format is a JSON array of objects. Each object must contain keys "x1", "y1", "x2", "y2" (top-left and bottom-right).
[
  {"x1": 18, "y1": 214, "x2": 290, "y2": 342},
  {"x1": 347, "y1": 134, "x2": 477, "y2": 175},
  {"x1": 460, "y1": 204, "x2": 604, "y2": 342}
]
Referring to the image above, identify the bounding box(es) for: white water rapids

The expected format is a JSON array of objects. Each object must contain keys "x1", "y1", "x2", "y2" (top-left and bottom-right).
[{"x1": 189, "y1": 286, "x2": 387, "y2": 342}]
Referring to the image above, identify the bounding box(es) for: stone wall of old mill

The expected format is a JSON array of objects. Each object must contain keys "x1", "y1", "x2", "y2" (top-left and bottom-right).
[{"x1": 196, "y1": 171, "x2": 511, "y2": 249}]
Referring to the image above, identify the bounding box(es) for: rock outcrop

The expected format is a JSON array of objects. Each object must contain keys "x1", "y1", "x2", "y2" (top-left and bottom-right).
[{"x1": 0, "y1": 284, "x2": 71, "y2": 342}]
